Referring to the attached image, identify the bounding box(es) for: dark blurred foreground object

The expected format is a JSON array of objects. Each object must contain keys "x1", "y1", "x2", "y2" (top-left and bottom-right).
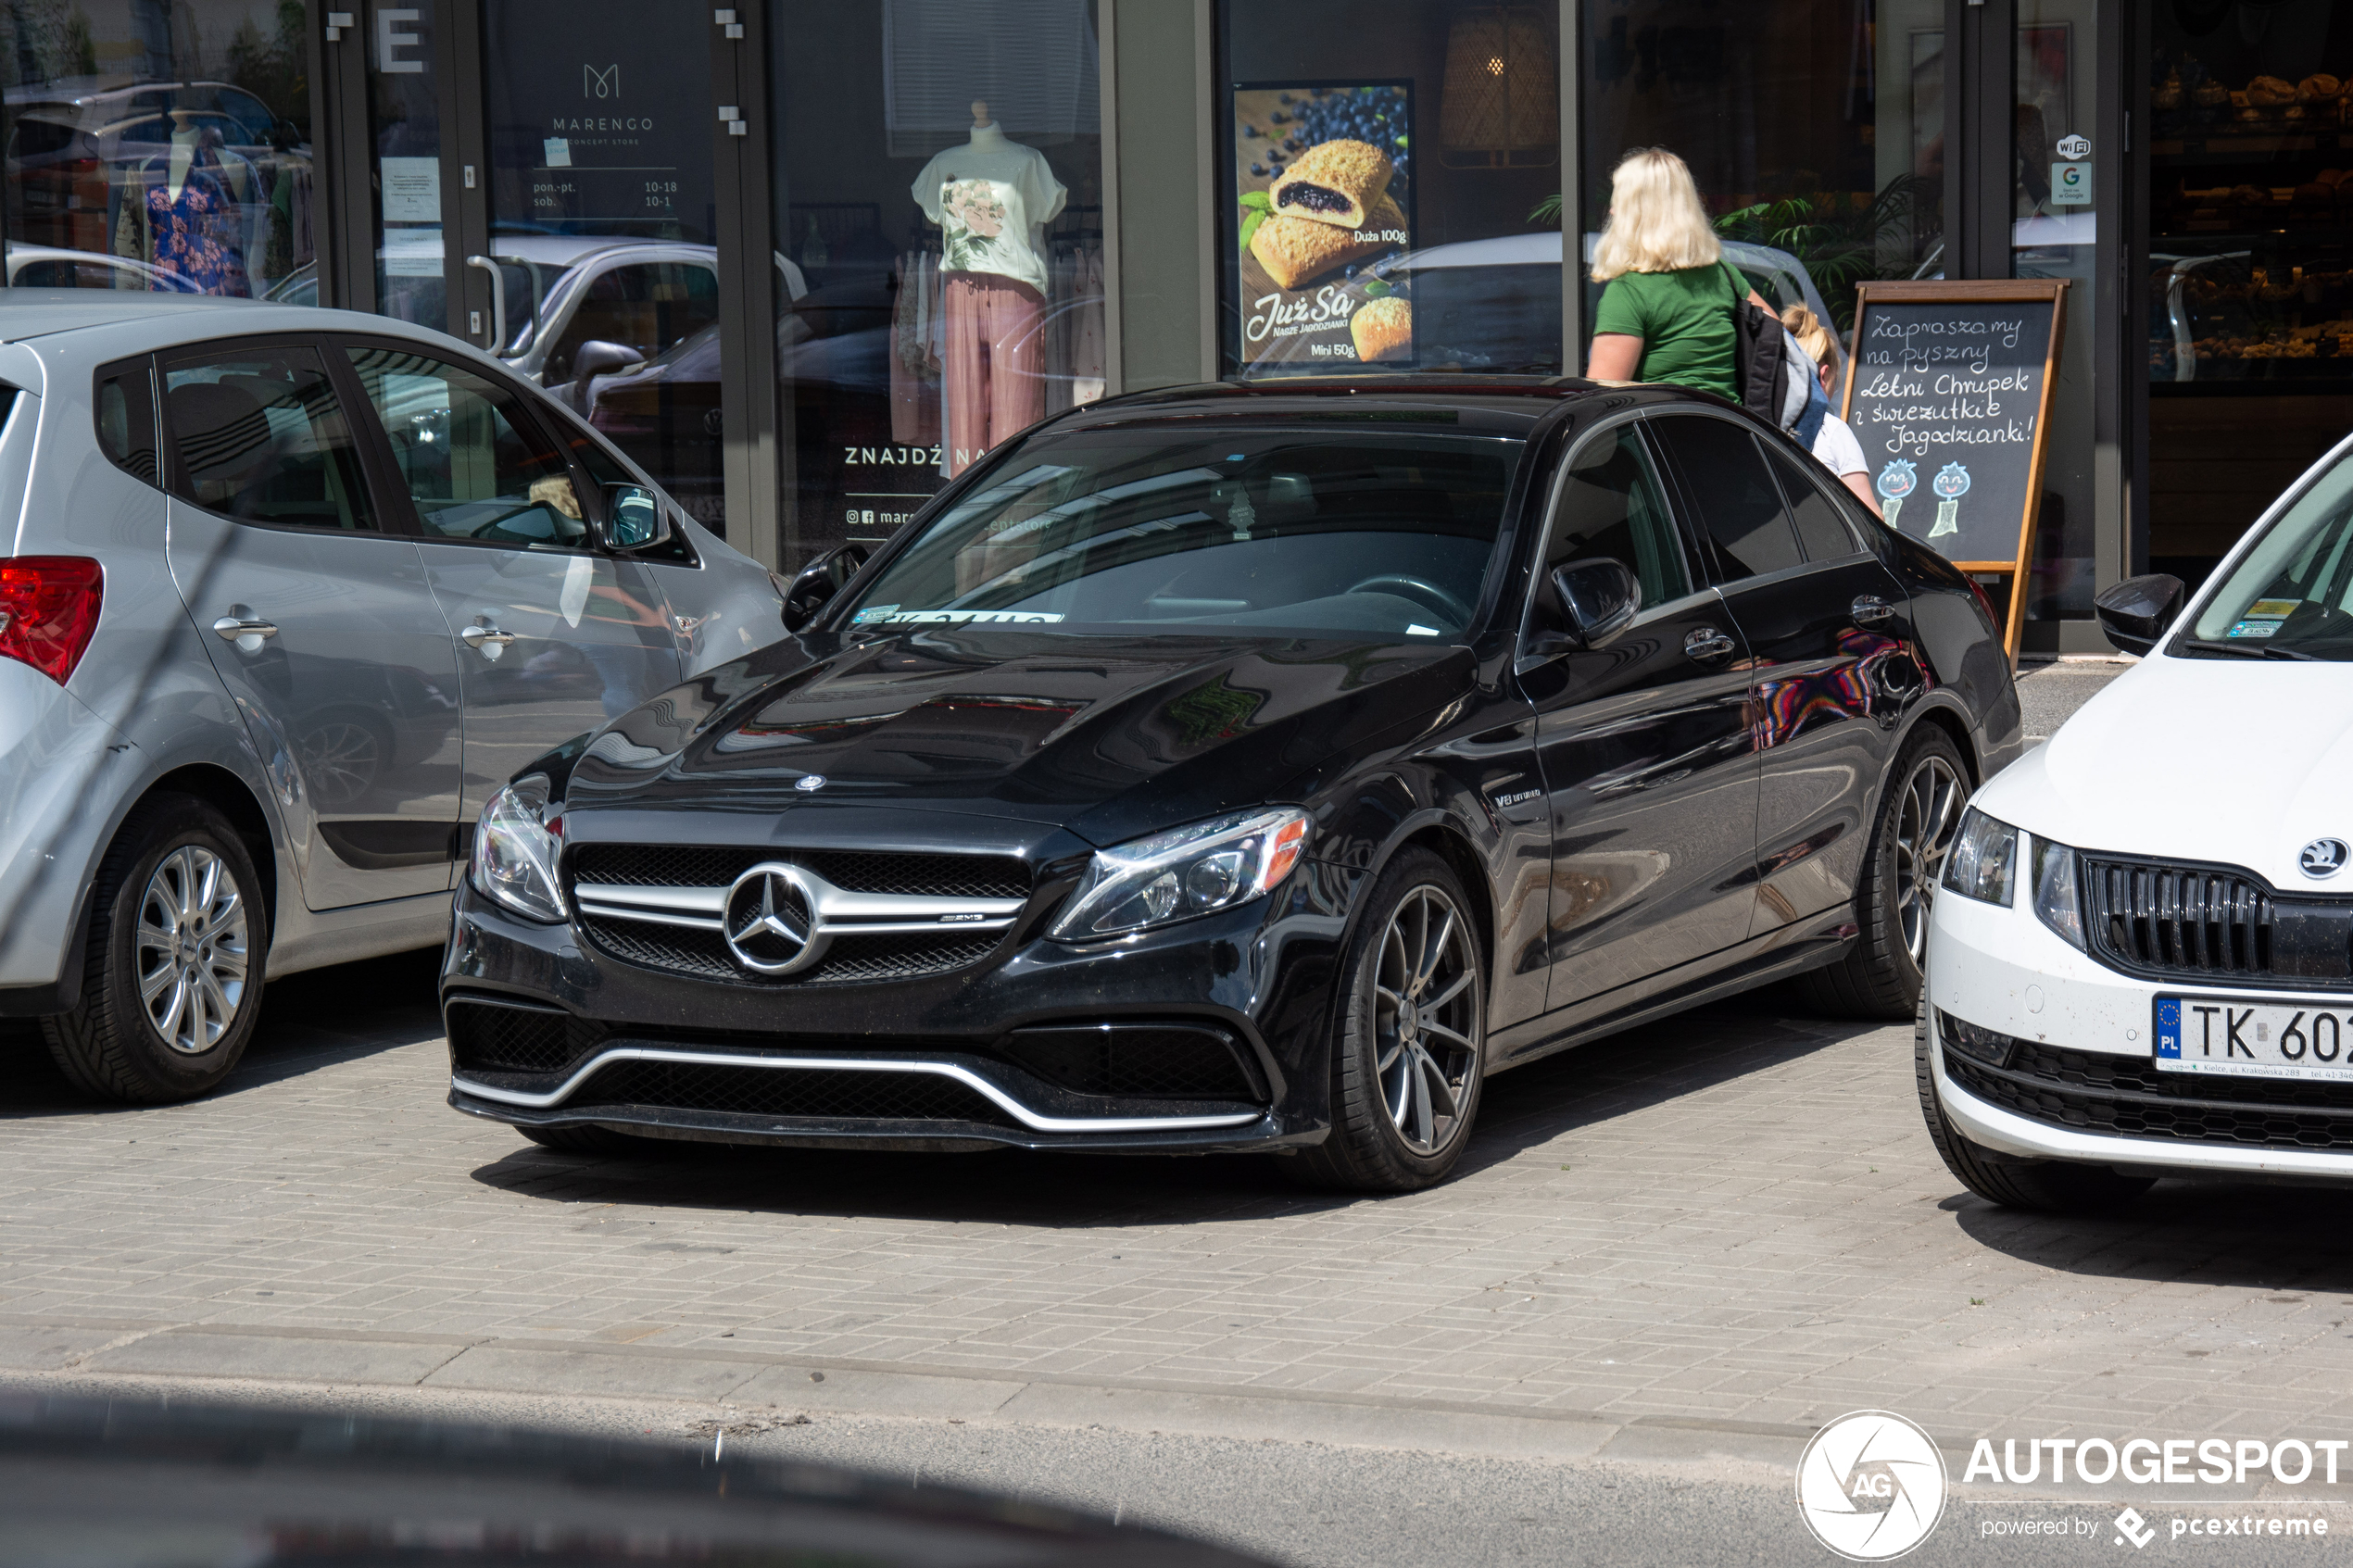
[{"x1": 0, "y1": 1395, "x2": 1268, "y2": 1567}]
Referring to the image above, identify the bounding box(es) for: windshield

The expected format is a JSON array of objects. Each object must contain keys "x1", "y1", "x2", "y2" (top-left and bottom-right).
[
  {"x1": 838, "y1": 425, "x2": 1523, "y2": 641},
  {"x1": 2188, "y1": 446, "x2": 2353, "y2": 659}
]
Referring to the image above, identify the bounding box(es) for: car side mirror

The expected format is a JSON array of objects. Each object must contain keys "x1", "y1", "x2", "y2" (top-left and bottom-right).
[
  {"x1": 1526, "y1": 558, "x2": 1642, "y2": 660},
  {"x1": 573, "y1": 340, "x2": 647, "y2": 381},
  {"x1": 594, "y1": 483, "x2": 671, "y2": 552},
  {"x1": 2094, "y1": 572, "x2": 2184, "y2": 656},
  {"x1": 780, "y1": 544, "x2": 872, "y2": 632}
]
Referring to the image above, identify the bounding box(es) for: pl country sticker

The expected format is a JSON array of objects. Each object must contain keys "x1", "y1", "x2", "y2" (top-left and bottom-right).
[
  {"x1": 1930, "y1": 461, "x2": 1971, "y2": 541},
  {"x1": 1875, "y1": 459, "x2": 1918, "y2": 533}
]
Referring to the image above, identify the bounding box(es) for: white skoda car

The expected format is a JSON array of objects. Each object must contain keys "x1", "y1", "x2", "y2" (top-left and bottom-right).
[{"x1": 1919, "y1": 436, "x2": 2353, "y2": 1211}]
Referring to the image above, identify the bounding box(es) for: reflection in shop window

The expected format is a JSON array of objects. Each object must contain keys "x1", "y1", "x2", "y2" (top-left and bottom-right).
[
  {"x1": 1, "y1": 3, "x2": 314, "y2": 299},
  {"x1": 1220, "y1": 0, "x2": 1564, "y2": 378},
  {"x1": 765, "y1": 0, "x2": 1105, "y2": 570},
  {"x1": 1579, "y1": 0, "x2": 1945, "y2": 348}
]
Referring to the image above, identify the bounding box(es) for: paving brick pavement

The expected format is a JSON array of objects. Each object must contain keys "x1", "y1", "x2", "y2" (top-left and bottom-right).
[{"x1": 6, "y1": 949, "x2": 2353, "y2": 1453}]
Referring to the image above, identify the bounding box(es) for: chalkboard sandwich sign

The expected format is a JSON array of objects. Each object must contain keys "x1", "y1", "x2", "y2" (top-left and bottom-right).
[{"x1": 1837, "y1": 279, "x2": 2070, "y2": 662}]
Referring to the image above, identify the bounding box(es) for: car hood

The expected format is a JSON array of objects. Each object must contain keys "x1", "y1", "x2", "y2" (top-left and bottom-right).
[
  {"x1": 561, "y1": 627, "x2": 1473, "y2": 848},
  {"x1": 1980, "y1": 655, "x2": 2353, "y2": 888}
]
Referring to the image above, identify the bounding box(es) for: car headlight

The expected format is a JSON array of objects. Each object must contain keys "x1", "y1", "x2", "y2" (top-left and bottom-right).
[
  {"x1": 471, "y1": 774, "x2": 567, "y2": 923},
  {"x1": 2031, "y1": 834, "x2": 2086, "y2": 950},
  {"x1": 1940, "y1": 807, "x2": 2019, "y2": 907},
  {"x1": 1050, "y1": 808, "x2": 1312, "y2": 940}
]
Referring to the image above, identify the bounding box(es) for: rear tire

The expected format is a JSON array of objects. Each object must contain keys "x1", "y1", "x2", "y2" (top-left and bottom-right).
[
  {"x1": 1915, "y1": 997, "x2": 2153, "y2": 1213},
  {"x1": 1291, "y1": 847, "x2": 1486, "y2": 1194},
  {"x1": 42, "y1": 795, "x2": 268, "y2": 1104},
  {"x1": 1798, "y1": 725, "x2": 1969, "y2": 1020}
]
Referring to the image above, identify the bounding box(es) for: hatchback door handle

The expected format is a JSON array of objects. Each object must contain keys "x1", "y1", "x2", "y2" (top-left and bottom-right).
[
  {"x1": 459, "y1": 622, "x2": 515, "y2": 651},
  {"x1": 1852, "y1": 595, "x2": 1896, "y2": 625},
  {"x1": 210, "y1": 615, "x2": 278, "y2": 642},
  {"x1": 1683, "y1": 626, "x2": 1736, "y2": 662}
]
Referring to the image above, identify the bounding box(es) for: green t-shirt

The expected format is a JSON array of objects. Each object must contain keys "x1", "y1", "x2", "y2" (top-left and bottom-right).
[{"x1": 1592, "y1": 265, "x2": 1740, "y2": 401}]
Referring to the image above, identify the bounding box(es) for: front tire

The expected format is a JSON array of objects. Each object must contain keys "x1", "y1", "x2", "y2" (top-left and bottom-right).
[
  {"x1": 1914, "y1": 998, "x2": 2153, "y2": 1214},
  {"x1": 1292, "y1": 847, "x2": 1487, "y2": 1193},
  {"x1": 1799, "y1": 725, "x2": 1968, "y2": 1020},
  {"x1": 42, "y1": 796, "x2": 268, "y2": 1104}
]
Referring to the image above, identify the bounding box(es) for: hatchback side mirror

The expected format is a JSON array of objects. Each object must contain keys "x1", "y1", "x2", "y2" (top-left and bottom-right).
[
  {"x1": 573, "y1": 340, "x2": 647, "y2": 381},
  {"x1": 595, "y1": 483, "x2": 671, "y2": 552},
  {"x1": 2094, "y1": 572, "x2": 2184, "y2": 656},
  {"x1": 780, "y1": 544, "x2": 872, "y2": 632}
]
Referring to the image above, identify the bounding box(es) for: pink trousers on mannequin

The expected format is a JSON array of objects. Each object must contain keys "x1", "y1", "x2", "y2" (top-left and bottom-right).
[{"x1": 942, "y1": 272, "x2": 1044, "y2": 475}]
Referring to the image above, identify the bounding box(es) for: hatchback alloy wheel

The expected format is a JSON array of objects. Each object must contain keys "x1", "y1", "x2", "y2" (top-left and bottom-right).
[
  {"x1": 136, "y1": 845, "x2": 251, "y2": 1053},
  {"x1": 1894, "y1": 752, "x2": 1965, "y2": 963},
  {"x1": 1373, "y1": 884, "x2": 1482, "y2": 1157}
]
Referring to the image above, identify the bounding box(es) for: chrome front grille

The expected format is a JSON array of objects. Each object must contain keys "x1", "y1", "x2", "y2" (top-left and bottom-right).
[{"x1": 567, "y1": 844, "x2": 1028, "y2": 986}]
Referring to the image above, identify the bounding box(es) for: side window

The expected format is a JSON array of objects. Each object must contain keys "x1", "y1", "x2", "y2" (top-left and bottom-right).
[
  {"x1": 160, "y1": 345, "x2": 376, "y2": 531},
  {"x1": 1542, "y1": 422, "x2": 1689, "y2": 609},
  {"x1": 543, "y1": 262, "x2": 721, "y2": 385},
  {"x1": 343, "y1": 344, "x2": 586, "y2": 550},
  {"x1": 94, "y1": 363, "x2": 159, "y2": 486},
  {"x1": 1649, "y1": 415, "x2": 1803, "y2": 581},
  {"x1": 1760, "y1": 444, "x2": 1866, "y2": 562}
]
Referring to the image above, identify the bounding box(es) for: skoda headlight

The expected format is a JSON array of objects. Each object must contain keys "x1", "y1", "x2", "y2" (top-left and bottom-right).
[
  {"x1": 1051, "y1": 808, "x2": 1312, "y2": 940},
  {"x1": 2031, "y1": 834, "x2": 2086, "y2": 950},
  {"x1": 471, "y1": 774, "x2": 567, "y2": 923},
  {"x1": 1940, "y1": 807, "x2": 2019, "y2": 907}
]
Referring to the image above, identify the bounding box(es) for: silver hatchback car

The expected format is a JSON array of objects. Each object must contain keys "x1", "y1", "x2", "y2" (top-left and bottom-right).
[{"x1": 0, "y1": 292, "x2": 784, "y2": 1101}]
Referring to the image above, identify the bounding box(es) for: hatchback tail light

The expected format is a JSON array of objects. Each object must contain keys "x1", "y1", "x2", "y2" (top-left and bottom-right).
[
  {"x1": 1965, "y1": 573, "x2": 1999, "y2": 630},
  {"x1": 0, "y1": 557, "x2": 104, "y2": 684}
]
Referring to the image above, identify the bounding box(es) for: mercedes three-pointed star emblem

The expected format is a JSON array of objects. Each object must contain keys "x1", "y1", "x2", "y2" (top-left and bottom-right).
[{"x1": 723, "y1": 864, "x2": 824, "y2": 974}]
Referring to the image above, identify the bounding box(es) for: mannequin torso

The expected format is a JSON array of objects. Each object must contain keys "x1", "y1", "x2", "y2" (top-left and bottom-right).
[{"x1": 912, "y1": 107, "x2": 1066, "y2": 296}]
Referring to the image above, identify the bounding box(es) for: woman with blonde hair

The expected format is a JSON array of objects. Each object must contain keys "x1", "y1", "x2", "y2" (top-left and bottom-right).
[
  {"x1": 1585, "y1": 148, "x2": 1771, "y2": 398},
  {"x1": 1780, "y1": 303, "x2": 1881, "y2": 518}
]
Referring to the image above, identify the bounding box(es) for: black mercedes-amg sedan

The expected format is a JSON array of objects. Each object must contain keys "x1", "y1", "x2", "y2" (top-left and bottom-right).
[{"x1": 442, "y1": 377, "x2": 2021, "y2": 1191}]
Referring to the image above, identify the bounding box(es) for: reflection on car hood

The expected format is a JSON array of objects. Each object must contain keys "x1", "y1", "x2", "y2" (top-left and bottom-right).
[
  {"x1": 1981, "y1": 656, "x2": 2353, "y2": 888},
  {"x1": 566, "y1": 628, "x2": 1472, "y2": 847}
]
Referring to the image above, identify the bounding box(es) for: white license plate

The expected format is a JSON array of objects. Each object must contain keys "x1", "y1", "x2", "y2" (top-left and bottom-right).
[{"x1": 2155, "y1": 996, "x2": 2353, "y2": 1080}]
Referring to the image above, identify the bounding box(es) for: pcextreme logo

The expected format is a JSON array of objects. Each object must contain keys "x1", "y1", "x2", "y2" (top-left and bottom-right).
[{"x1": 1796, "y1": 1411, "x2": 1949, "y2": 1561}]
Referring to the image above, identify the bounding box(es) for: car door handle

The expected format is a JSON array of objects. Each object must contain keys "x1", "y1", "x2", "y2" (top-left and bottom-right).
[
  {"x1": 1683, "y1": 626, "x2": 1737, "y2": 662},
  {"x1": 459, "y1": 623, "x2": 516, "y2": 651},
  {"x1": 1852, "y1": 595, "x2": 1896, "y2": 625},
  {"x1": 210, "y1": 615, "x2": 278, "y2": 642}
]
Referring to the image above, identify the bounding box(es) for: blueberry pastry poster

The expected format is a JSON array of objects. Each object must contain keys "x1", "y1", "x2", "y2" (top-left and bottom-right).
[{"x1": 1233, "y1": 82, "x2": 1414, "y2": 369}]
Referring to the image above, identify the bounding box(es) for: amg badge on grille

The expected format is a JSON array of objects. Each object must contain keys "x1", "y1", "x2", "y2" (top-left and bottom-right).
[{"x1": 2300, "y1": 838, "x2": 2349, "y2": 879}]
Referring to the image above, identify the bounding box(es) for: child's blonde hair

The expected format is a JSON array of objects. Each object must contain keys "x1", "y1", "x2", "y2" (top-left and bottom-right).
[
  {"x1": 1780, "y1": 303, "x2": 1838, "y2": 368},
  {"x1": 1590, "y1": 148, "x2": 1721, "y2": 282}
]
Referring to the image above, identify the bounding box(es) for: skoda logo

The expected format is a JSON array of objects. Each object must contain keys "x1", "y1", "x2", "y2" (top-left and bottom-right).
[
  {"x1": 723, "y1": 864, "x2": 822, "y2": 974},
  {"x1": 2300, "y1": 838, "x2": 2349, "y2": 879},
  {"x1": 1795, "y1": 1411, "x2": 1946, "y2": 1561}
]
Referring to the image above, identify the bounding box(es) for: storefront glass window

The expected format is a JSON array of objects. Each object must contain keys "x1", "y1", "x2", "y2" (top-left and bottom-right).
[
  {"x1": 0, "y1": 0, "x2": 316, "y2": 298},
  {"x1": 2145, "y1": 0, "x2": 2353, "y2": 591},
  {"x1": 2010, "y1": 0, "x2": 2096, "y2": 621},
  {"x1": 770, "y1": 0, "x2": 1104, "y2": 568},
  {"x1": 1579, "y1": 0, "x2": 1944, "y2": 356},
  {"x1": 1219, "y1": 1, "x2": 1562, "y2": 376},
  {"x1": 370, "y1": 0, "x2": 441, "y2": 324},
  {"x1": 483, "y1": 0, "x2": 724, "y2": 531}
]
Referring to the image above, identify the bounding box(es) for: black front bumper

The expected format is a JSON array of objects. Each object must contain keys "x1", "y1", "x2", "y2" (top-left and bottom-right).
[{"x1": 439, "y1": 864, "x2": 1356, "y2": 1154}]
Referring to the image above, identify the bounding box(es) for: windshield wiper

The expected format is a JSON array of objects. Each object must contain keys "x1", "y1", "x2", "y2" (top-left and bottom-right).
[{"x1": 2178, "y1": 637, "x2": 2318, "y2": 661}]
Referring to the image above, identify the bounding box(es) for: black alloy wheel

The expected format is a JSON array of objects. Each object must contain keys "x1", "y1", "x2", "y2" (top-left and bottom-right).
[
  {"x1": 1799, "y1": 725, "x2": 1969, "y2": 1020},
  {"x1": 43, "y1": 795, "x2": 269, "y2": 1103},
  {"x1": 1293, "y1": 847, "x2": 1487, "y2": 1192},
  {"x1": 1913, "y1": 998, "x2": 2154, "y2": 1214}
]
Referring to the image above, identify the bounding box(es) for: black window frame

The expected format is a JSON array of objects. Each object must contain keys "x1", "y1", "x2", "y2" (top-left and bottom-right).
[
  {"x1": 154, "y1": 333, "x2": 393, "y2": 538},
  {"x1": 1755, "y1": 435, "x2": 1872, "y2": 566},
  {"x1": 1520, "y1": 412, "x2": 1700, "y2": 643},
  {"x1": 1643, "y1": 408, "x2": 1809, "y2": 590}
]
